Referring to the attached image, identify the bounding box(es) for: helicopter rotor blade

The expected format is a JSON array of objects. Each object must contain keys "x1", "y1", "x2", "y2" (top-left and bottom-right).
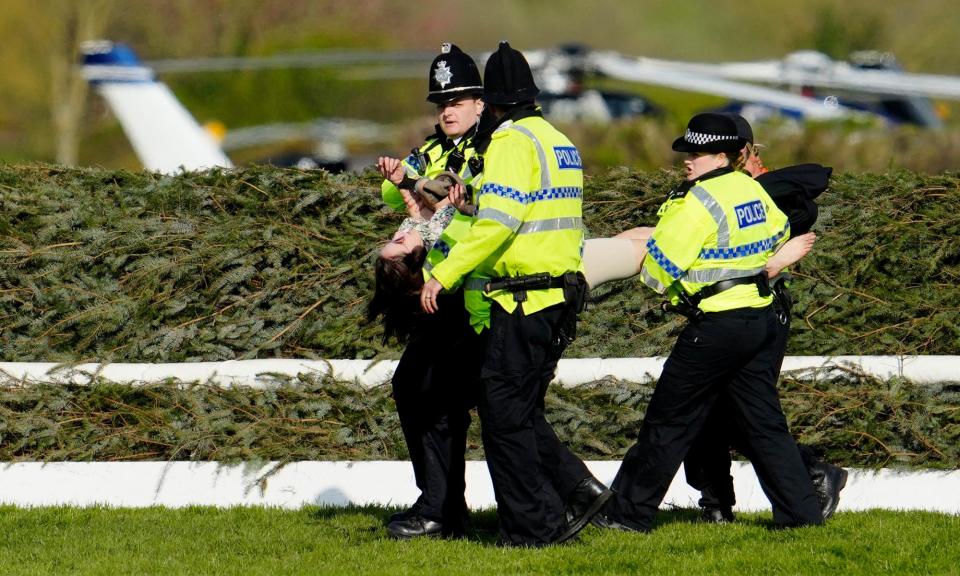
[
  {"x1": 641, "y1": 52, "x2": 960, "y2": 101},
  {"x1": 588, "y1": 51, "x2": 852, "y2": 120}
]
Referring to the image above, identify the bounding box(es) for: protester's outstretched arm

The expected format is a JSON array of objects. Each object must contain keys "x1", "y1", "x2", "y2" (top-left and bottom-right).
[{"x1": 766, "y1": 232, "x2": 816, "y2": 278}]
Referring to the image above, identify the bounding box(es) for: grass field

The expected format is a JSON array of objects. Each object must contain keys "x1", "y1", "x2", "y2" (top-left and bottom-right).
[{"x1": 0, "y1": 506, "x2": 957, "y2": 575}]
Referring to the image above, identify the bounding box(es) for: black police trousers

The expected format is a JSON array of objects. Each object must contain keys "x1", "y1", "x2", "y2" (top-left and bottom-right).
[
  {"x1": 391, "y1": 291, "x2": 482, "y2": 529},
  {"x1": 478, "y1": 301, "x2": 592, "y2": 546},
  {"x1": 607, "y1": 306, "x2": 823, "y2": 531},
  {"x1": 684, "y1": 299, "x2": 821, "y2": 511}
]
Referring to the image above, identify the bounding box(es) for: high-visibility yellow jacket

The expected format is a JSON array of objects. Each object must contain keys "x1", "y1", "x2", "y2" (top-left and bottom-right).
[
  {"x1": 641, "y1": 170, "x2": 790, "y2": 312},
  {"x1": 380, "y1": 130, "x2": 479, "y2": 211},
  {"x1": 380, "y1": 128, "x2": 480, "y2": 295},
  {"x1": 430, "y1": 115, "x2": 584, "y2": 329}
]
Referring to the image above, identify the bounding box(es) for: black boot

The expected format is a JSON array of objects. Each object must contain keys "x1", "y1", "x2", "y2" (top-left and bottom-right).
[
  {"x1": 557, "y1": 476, "x2": 613, "y2": 543},
  {"x1": 700, "y1": 506, "x2": 735, "y2": 523},
  {"x1": 809, "y1": 461, "x2": 848, "y2": 520},
  {"x1": 591, "y1": 511, "x2": 648, "y2": 533},
  {"x1": 386, "y1": 501, "x2": 422, "y2": 525},
  {"x1": 386, "y1": 514, "x2": 445, "y2": 539}
]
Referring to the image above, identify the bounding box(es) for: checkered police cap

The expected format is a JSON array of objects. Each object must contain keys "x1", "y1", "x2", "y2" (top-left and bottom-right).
[{"x1": 672, "y1": 113, "x2": 747, "y2": 154}]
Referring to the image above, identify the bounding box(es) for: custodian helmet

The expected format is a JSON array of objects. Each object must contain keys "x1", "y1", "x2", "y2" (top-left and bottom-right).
[
  {"x1": 427, "y1": 43, "x2": 483, "y2": 104},
  {"x1": 482, "y1": 41, "x2": 540, "y2": 106}
]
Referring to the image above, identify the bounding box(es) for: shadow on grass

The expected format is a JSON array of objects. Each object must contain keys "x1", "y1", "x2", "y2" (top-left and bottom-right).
[
  {"x1": 654, "y1": 506, "x2": 785, "y2": 531},
  {"x1": 304, "y1": 504, "x2": 783, "y2": 544},
  {"x1": 303, "y1": 504, "x2": 502, "y2": 545}
]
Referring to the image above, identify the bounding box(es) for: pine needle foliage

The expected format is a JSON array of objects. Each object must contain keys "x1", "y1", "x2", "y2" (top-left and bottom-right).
[
  {"x1": 0, "y1": 371, "x2": 956, "y2": 469},
  {"x1": 1, "y1": 164, "x2": 959, "y2": 361}
]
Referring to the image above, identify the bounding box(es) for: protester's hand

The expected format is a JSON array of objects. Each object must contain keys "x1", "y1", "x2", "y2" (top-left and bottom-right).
[
  {"x1": 376, "y1": 156, "x2": 405, "y2": 185},
  {"x1": 420, "y1": 278, "x2": 444, "y2": 313},
  {"x1": 400, "y1": 189, "x2": 431, "y2": 219}
]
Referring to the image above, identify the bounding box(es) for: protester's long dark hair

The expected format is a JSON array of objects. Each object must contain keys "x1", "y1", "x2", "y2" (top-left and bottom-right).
[{"x1": 367, "y1": 245, "x2": 428, "y2": 343}]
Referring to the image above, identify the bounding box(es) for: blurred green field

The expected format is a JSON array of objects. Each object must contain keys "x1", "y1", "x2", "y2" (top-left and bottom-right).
[
  {"x1": 0, "y1": 506, "x2": 957, "y2": 575},
  {"x1": 4, "y1": 0, "x2": 960, "y2": 170}
]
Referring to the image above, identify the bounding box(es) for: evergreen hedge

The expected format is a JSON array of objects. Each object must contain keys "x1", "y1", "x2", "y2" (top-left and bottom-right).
[
  {"x1": 2, "y1": 164, "x2": 958, "y2": 361},
  {"x1": 1, "y1": 165, "x2": 958, "y2": 468},
  {"x1": 0, "y1": 371, "x2": 957, "y2": 469}
]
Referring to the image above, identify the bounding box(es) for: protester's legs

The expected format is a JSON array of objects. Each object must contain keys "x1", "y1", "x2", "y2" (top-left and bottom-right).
[{"x1": 583, "y1": 238, "x2": 644, "y2": 288}]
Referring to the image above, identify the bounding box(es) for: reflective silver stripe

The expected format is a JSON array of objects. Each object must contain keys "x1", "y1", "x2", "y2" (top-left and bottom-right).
[
  {"x1": 684, "y1": 266, "x2": 765, "y2": 284},
  {"x1": 476, "y1": 207, "x2": 522, "y2": 231},
  {"x1": 516, "y1": 216, "x2": 582, "y2": 234},
  {"x1": 424, "y1": 260, "x2": 434, "y2": 272},
  {"x1": 689, "y1": 186, "x2": 730, "y2": 248},
  {"x1": 464, "y1": 277, "x2": 488, "y2": 291},
  {"x1": 641, "y1": 268, "x2": 667, "y2": 294},
  {"x1": 510, "y1": 124, "x2": 552, "y2": 190}
]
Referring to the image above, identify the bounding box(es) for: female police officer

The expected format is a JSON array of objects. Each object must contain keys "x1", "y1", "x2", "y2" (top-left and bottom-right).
[{"x1": 594, "y1": 113, "x2": 823, "y2": 532}]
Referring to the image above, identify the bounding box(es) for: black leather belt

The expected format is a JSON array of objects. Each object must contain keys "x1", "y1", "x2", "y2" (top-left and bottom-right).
[{"x1": 690, "y1": 272, "x2": 770, "y2": 306}]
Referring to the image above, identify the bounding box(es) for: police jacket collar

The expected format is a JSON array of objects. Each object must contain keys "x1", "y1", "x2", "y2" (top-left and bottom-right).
[
  {"x1": 669, "y1": 166, "x2": 734, "y2": 199},
  {"x1": 472, "y1": 104, "x2": 542, "y2": 155}
]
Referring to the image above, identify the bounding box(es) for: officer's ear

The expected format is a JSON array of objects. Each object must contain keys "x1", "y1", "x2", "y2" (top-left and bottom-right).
[{"x1": 475, "y1": 98, "x2": 485, "y2": 115}]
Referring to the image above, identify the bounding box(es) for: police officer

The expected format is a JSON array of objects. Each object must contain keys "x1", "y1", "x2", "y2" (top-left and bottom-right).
[
  {"x1": 420, "y1": 42, "x2": 610, "y2": 547},
  {"x1": 594, "y1": 113, "x2": 823, "y2": 532},
  {"x1": 683, "y1": 114, "x2": 847, "y2": 523},
  {"x1": 377, "y1": 43, "x2": 484, "y2": 213},
  {"x1": 373, "y1": 43, "x2": 485, "y2": 540}
]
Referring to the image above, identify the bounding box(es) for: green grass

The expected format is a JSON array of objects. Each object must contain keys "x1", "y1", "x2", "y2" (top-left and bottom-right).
[{"x1": 0, "y1": 506, "x2": 957, "y2": 575}]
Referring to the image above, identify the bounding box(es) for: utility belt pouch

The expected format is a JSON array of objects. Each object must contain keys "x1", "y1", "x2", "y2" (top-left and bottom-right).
[
  {"x1": 564, "y1": 271, "x2": 588, "y2": 313},
  {"x1": 772, "y1": 279, "x2": 793, "y2": 325},
  {"x1": 754, "y1": 273, "x2": 772, "y2": 298}
]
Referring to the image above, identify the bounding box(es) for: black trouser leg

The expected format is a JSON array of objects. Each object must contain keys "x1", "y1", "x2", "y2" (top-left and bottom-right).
[
  {"x1": 533, "y1": 332, "x2": 592, "y2": 501},
  {"x1": 608, "y1": 307, "x2": 821, "y2": 530},
  {"x1": 478, "y1": 302, "x2": 587, "y2": 546},
  {"x1": 685, "y1": 305, "x2": 824, "y2": 513},
  {"x1": 684, "y1": 398, "x2": 736, "y2": 509},
  {"x1": 722, "y1": 315, "x2": 822, "y2": 526}
]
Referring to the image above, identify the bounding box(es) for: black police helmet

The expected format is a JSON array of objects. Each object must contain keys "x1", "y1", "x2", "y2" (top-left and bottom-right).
[
  {"x1": 427, "y1": 43, "x2": 483, "y2": 104},
  {"x1": 727, "y1": 113, "x2": 754, "y2": 144},
  {"x1": 672, "y1": 113, "x2": 747, "y2": 154},
  {"x1": 483, "y1": 41, "x2": 540, "y2": 106}
]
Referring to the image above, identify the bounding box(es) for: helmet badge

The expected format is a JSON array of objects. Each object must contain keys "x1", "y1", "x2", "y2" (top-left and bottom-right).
[{"x1": 434, "y1": 60, "x2": 453, "y2": 88}]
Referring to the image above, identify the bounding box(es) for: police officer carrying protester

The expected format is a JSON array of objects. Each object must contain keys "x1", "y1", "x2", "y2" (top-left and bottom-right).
[
  {"x1": 420, "y1": 42, "x2": 611, "y2": 547},
  {"x1": 683, "y1": 114, "x2": 847, "y2": 524},
  {"x1": 370, "y1": 43, "x2": 485, "y2": 540},
  {"x1": 593, "y1": 112, "x2": 824, "y2": 532}
]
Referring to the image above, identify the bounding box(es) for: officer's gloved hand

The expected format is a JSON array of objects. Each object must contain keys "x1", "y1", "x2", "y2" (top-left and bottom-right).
[{"x1": 414, "y1": 171, "x2": 464, "y2": 207}]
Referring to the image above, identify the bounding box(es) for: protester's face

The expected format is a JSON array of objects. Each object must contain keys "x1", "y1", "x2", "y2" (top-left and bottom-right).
[
  {"x1": 684, "y1": 152, "x2": 728, "y2": 181},
  {"x1": 379, "y1": 229, "x2": 424, "y2": 260},
  {"x1": 436, "y1": 97, "x2": 483, "y2": 138},
  {"x1": 743, "y1": 146, "x2": 766, "y2": 178}
]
